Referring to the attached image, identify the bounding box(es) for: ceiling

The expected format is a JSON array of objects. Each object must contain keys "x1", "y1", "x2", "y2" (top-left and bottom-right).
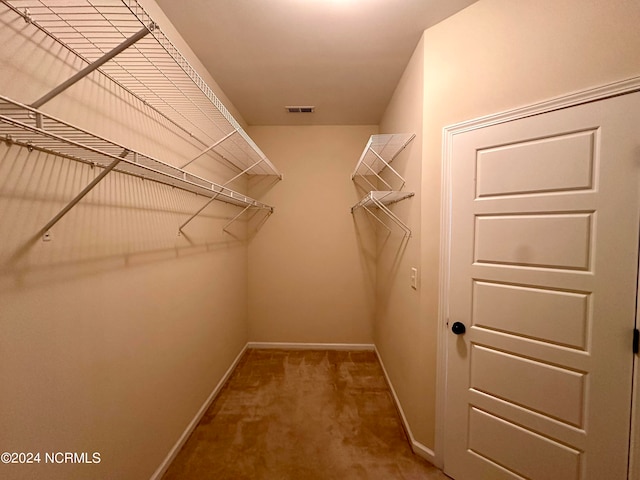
[{"x1": 155, "y1": 0, "x2": 477, "y2": 126}]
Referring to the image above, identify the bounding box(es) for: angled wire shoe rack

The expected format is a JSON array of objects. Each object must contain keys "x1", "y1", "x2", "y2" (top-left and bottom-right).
[
  {"x1": 351, "y1": 133, "x2": 415, "y2": 236},
  {"x1": 0, "y1": 0, "x2": 282, "y2": 236}
]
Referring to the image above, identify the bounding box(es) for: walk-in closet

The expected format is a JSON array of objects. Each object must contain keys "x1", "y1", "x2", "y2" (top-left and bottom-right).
[{"x1": 2, "y1": 1, "x2": 640, "y2": 479}]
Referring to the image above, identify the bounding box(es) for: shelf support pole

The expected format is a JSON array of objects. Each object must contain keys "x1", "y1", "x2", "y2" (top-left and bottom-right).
[
  {"x1": 178, "y1": 157, "x2": 265, "y2": 234},
  {"x1": 222, "y1": 205, "x2": 252, "y2": 232},
  {"x1": 361, "y1": 204, "x2": 392, "y2": 233},
  {"x1": 369, "y1": 147, "x2": 406, "y2": 189},
  {"x1": 371, "y1": 196, "x2": 411, "y2": 237},
  {"x1": 179, "y1": 130, "x2": 237, "y2": 169},
  {"x1": 178, "y1": 192, "x2": 222, "y2": 234},
  {"x1": 221, "y1": 158, "x2": 264, "y2": 185},
  {"x1": 30, "y1": 25, "x2": 154, "y2": 109},
  {"x1": 355, "y1": 164, "x2": 391, "y2": 191},
  {"x1": 39, "y1": 150, "x2": 129, "y2": 235}
]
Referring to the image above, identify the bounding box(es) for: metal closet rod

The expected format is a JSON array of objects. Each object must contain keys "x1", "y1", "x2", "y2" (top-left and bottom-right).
[
  {"x1": 0, "y1": 99, "x2": 273, "y2": 236},
  {"x1": 360, "y1": 196, "x2": 412, "y2": 237},
  {"x1": 351, "y1": 191, "x2": 414, "y2": 237}
]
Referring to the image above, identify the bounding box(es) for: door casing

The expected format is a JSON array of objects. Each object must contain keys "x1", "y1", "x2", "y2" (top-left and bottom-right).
[{"x1": 435, "y1": 75, "x2": 640, "y2": 474}]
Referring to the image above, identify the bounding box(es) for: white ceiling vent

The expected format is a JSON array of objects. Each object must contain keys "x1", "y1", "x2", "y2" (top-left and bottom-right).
[{"x1": 285, "y1": 106, "x2": 315, "y2": 113}]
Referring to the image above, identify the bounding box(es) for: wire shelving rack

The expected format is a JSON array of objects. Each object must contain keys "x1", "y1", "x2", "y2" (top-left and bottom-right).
[
  {"x1": 0, "y1": 0, "x2": 281, "y2": 235},
  {"x1": 351, "y1": 133, "x2": 415, "y2": 237}
]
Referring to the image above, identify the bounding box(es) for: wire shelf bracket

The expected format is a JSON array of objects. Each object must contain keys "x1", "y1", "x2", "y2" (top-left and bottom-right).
[
  {"x1": 351, "y1": 191, "x2": 415, "y2": 237},
  {"x1": 351, "y1": 133, "x2": 415, "y2": 191},
  {"x1": 350, "y1": 133, "x2": 415, "y2": 237},
  {"x1": 40, "y1": 149, "x2": 130, "y2": 238},
  {"x1": 180, "y1": 130, "x2": 238, "y2": 170},
  {"x1": 30, "y1": 25, "x2": 154, "y2": 110}
]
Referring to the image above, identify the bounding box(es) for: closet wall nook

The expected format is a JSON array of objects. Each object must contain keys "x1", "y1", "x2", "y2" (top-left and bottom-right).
[{"x1": 0, "y1": 0, "x2": 281, "y2": 238}]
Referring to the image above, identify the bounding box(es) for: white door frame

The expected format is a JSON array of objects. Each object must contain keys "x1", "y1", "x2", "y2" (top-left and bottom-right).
[{"x1": 435, "y1": 75, "x2": 640, "y2": 474}]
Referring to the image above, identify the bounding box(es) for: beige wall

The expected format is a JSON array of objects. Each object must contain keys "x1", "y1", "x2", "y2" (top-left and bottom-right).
[
  {"x1": 0, "y1": 2, "x2": 254, "y2": 479},
  {"x1": 387, "y1": 0, "x2": 640, "y2": 456},
  {"x1": 4, "y1": 0, "x2": 640, "y2": 477},
  {"x1": 246, "y1": 125, "x2": 377, "y2": 344},
  {"x1": 375, "y1": 36, "x2": 428, "y2": 446}
]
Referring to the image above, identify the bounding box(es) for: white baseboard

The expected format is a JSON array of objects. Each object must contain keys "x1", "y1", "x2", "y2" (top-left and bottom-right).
[
  {"x1": 411, "y1": 440, "x2": 438, "y2": 466},
  {"x1": 150, "y1": 344, "x2": 248, "y2": 480},
  {"x1": 374, "y1": 346, "x2": 440, "y2": 468},
  {"x1": 246, "y1": 341, "x2": 375, "y2": 351}
]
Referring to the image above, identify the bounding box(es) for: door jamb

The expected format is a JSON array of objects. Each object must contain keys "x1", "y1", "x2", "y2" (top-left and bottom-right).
[
  {"x1": 435, "y1": 75, "x2": 640, "y2": 473},
  {"x1": 630, "y1": 243, "x2": 640, "y2": 478}
]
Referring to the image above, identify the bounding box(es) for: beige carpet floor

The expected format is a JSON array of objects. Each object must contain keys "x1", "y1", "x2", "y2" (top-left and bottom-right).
[{"x1": 163, "y1": 349, "x2": 449, "y2": 479}]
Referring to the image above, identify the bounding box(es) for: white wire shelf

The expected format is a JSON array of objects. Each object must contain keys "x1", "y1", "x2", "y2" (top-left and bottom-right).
[
  {"x1": 2, "y1": 0, "x2": 281, "y2": 178},
  {"x1": 0, "y1": 95, "x2": 273, "y2": 211},
  {"x1": 351, "y1": 191, "x2": 414, "y2": 237},
  {"x1": 351, "y1": 191, "x2": 414, "y2": 211},
  {"x1": 351, "y1": 133, "x2": 415, "y2": 190},
  {"x1": 350, "y1": 133, "x2": 416, "y2": 237}
]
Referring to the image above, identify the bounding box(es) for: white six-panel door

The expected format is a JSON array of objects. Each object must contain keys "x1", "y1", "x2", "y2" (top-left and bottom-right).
[{"x1": 444, "y1": 91, "x2": 640, "y2": 479}]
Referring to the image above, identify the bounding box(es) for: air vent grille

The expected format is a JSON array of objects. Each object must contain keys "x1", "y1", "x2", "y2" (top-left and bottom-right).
[{"x1": 286, "y1": 106, "x2": 315, "y2": 113}]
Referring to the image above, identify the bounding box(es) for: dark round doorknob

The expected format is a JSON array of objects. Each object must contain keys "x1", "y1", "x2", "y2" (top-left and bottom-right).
[{"x1": 451, "y1": 322, "x2": 466, "y2": 335}]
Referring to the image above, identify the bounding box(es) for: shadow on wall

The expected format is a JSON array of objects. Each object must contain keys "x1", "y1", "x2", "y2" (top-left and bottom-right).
[
  {"x1": 248, "y1": 173, "x2": 281, "y2": 200},
  {"x1": 0, "y1": 143, "x2": 268, "y2": 295},
  {"x1": 350, "y1": 168, "x2": 413, "y2": 310},
  {"x1": 351, "y1": 204, "x2": 411, "y2": 310},
  {"x1": 351, "y1": 209, "x2": 377, "y2": 294},
  {"x1": 377, "y1": 227, "x2": 411, "y2": 280}
]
